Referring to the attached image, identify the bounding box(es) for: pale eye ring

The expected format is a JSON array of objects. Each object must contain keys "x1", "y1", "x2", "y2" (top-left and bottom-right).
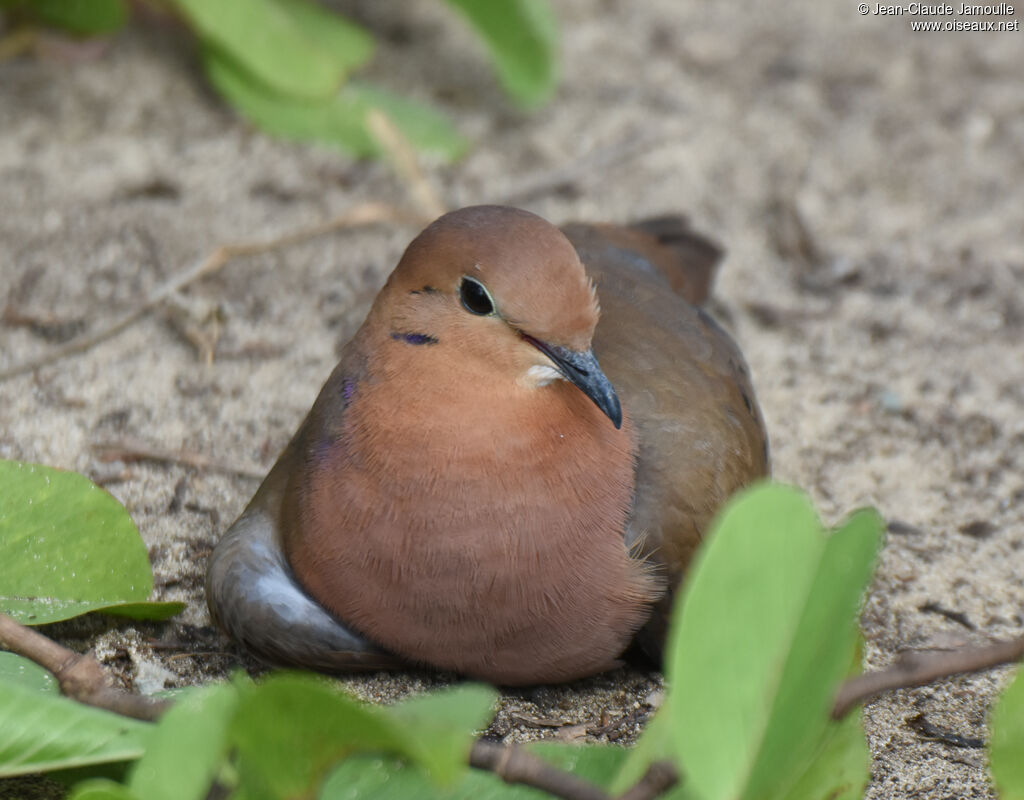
[{"x1": 459, "y1": 277, "x2": 495, "y2": 316}]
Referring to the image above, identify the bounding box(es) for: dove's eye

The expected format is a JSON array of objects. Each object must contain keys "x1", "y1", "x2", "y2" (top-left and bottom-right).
[{"x1": 459, "y1": 277, "x2": 495, "y2": 316}]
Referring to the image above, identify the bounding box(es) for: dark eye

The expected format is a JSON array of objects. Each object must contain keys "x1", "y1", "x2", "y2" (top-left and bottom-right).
[{"x1": 459, "y1": 277, "x2": 495, "y2": 316}]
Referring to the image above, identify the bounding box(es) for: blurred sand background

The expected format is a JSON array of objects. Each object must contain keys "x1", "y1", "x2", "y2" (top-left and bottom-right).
[{"x1": 1, "y1": 1, "x2": 1023, "y2": 797}]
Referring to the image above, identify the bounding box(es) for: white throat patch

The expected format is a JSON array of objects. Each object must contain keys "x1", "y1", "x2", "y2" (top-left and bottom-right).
[{"x1": 523, "y1": 364, "x2": 565, "y2": 387}]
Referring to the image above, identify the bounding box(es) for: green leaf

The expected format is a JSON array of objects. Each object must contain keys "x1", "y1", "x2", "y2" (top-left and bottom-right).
[
  {"x1": 780, "y1": 709, "x2": 870, "y2": 800},
  {"x1": 0, "y1": 678, "x2": 151, "y2": 777},
  {"x1": 282, "y1": 0, "x2": 374, "y2": 74},
  {"x1": 126, "y1": 683, "x2": 238, "y2": 800},
  {"x1": 25, "y1": 0, "x2": 127, "y2": 35},
  {"x1": 350, "y1": 84, "x2": 468, "y2": 161},
  {"x1": 204, "y1": 47, "x2": 466, "y2": 160},
  {"x1": 321, "y1": 756, "x2": 446, "y2": 800},
  {"x1": 0, "y1": 460, "x2": 176, "y2": 625},
  {"x1": 388, "y1": 684, "x2": 497, "y2": 785},
  {"x1": 442, "y1": 0, "x2": 558, "y2": 107},
  {"x1": 170, "y1": 0, "x2": 372, "y2": 100},
  {"x1": 67, "y1": 779, "x2": 140, "y2": 800},
  {"x1": 610, "y1": 701, "x2": 691, "y2": 799},
  {"x1": 524, "y1": 742, "x2": 629, "y2": 786},
  {"x1": 321, "y1": 744, "x2": 627, "y2": 800},
  {"x1": 667, "y1": 484, "x2": 882, "y2": 800},
  {"x1": 230, "y1": 673, "x2": 410, "y2": 799},
  {"x1": 0, "y1": 651, "x2": 58, "y2": 694},
  {"x1": 231, "y1": 676, "x2": 497, "y2": 799},
  {"x1": 990, "y1": 665, "x2": 1024, "y2": 799}
]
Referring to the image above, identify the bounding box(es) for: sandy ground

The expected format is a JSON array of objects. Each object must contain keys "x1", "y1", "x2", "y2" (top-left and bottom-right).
[{"x1": 1, "y1": 1, "x2": 1023, "y2": 797}]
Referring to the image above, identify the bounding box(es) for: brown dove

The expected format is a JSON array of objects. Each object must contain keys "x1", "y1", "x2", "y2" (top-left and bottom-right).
[{"x1": 205, "y1": 205, "x2": 768, "y2": 685}]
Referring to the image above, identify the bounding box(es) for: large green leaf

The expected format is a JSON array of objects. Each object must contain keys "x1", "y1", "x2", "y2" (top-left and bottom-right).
[
  {"x1": 780, "y1": 709, "x2": 869, "y2": 800},
  {"x1": 442, "y1": 0, "x2": 558, "y2": 107},
  {"x1": 990, "y1": 665, "x2": 1024, "y2": 800},
  {"x1": 125, "y1": 683, "x2": 239, "y2": 800},
  {"x1": 23, "y1": 0, "x2": 127, "y2": 35},
  {"x1": 667, "y1": 484, "x2": 882, "y2": 800},
  {"x1": 0, "y1": 678, "x2": 151, "y2": 777},
  {"x1": 170, "y1": 0, "x2": 372, "y2": 100},
  {"x1": 0, "y1": 460, "x2": 182, "y2": 625},
  {"x1": 67, "y1": 779, "x2": 140, "y2": 800},
  {"x1": 204, "y1": 47, "x2": 466, "y2": 160},
  {"x1": 0, "y1": 651, "x2": 57, "y2": 694},
  {"x1": 610, "y1": 700, "x2": 691, "y2": 799}
]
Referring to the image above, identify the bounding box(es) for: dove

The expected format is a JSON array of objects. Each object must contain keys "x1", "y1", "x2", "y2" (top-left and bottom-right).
[{"x1": 206, "y1": 205, "x2": 768, "y2": 685}]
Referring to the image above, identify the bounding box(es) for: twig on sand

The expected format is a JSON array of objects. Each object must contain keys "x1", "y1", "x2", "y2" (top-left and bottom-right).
[
  {"x1": 0, "y1": 202, "x2": 421, "y2": 384},
  {"x1": 91, "y1": 438, "x2": 266, "y2": 480},
  {"x1": 832, "y1": 634, "x2": 1024, "y2": 719}
]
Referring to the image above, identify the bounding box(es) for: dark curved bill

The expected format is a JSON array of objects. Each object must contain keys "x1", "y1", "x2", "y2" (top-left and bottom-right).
[{"x1": 521, "y1": 334, "x2": 623, "y2": 429}]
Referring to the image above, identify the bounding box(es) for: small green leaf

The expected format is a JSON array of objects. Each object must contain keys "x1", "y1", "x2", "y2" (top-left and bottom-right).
[
  {"x1": 349, "y1": 84, "x2": 468, "y2": 161},
  {"x1": 0, "y1": 678, "x2": 151, "y2": 777},
  {"x1": 127, "y1": 683, "x2": 239, "y2": 800},
  {"x1": 524, "y1": 742, "x2": 630, "y2": 787},
  {"x1": 389, "y1": 684, "x2": 497, "y2": 785},
  {"x1": 322, "y1": 744, "x2": 626, "y2": 800},
  {"x1": 0, "y1": 652, "x2": 58, "y2": 694},
  {"x1": 442, "y1": 0, "x2": 558, "y2": 107},
  {"x1": 204, "y1": 47, "x2": 466, "y2": 160},
  {"x1": 990, "y1": 665, "x2": 1024, "y2": 799},
  {"x1": 170, "y1": 0, "x2": 372, "y2": 100},
  {"x1": 26, "y1": 0, "x2": 127, "y2": 35},
  {"x1": 281, "y1": 0, "x2": 374, "y2": 74},
  {"x1": 667, "y1": 484, "x2": 882, "y2": 800},
  {"x1": 67, "y1": 779, "x2": 140, "y2": 800},
  {"x1": 0, "y1": 460, "x2": 173, "y2": 625}
]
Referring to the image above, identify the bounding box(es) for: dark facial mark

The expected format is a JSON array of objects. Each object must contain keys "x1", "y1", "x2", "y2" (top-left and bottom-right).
[
  {"x1": 391, "y1": 331, "x2": 439, "y2": 346},
  {"x1": 741, "y1": 391, "x2": 754, "y2": 414},
  {"x1": 409, "y1": 285, "x2": 439, "y2": 296}
]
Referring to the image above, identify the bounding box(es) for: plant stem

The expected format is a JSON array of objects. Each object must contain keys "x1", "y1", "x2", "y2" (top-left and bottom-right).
[
  {"x1": 832, "y1": 634, "x2": 1024, "y2": 718},
  {"x1": 0, "y1": 611, "x2": 169, "y2": 721}
]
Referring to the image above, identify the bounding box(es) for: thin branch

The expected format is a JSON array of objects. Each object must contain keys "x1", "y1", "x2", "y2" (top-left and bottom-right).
[
  {"x1": 469, "y1": 742, "x2": 679, "y2": 800},
  {"x1": 367, "y1": 110, "x2": 448, "y2": 221},
  {"x1": 470, "y1": 741, "x2": 610, "y2": 800},
  {"x1": 0, "y1": 202, "x2": 421, "y2": 383},
  {"x1": 0, "y1": 612, "x2": 169, "y2": 722},
  {"x1": 832, "y1": 634, "x2": 1024, "y2": 719},
  {"x1": 91, "y1": 438, "x2": 266, "y2": 480},
  {"x1": 615, "y1": 761, "x2": 680, "y2": 800}
]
